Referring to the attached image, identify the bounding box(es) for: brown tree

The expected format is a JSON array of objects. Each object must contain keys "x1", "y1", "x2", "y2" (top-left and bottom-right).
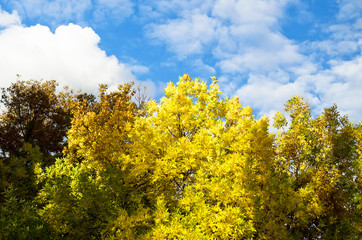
[{"x1": 0, "y1": 79, "x2": 71, "y2": 164}]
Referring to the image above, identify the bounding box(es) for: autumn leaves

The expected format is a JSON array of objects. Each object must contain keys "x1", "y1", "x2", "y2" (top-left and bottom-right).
[{"x1": 0, "y1": 75, "x2": 361, "y2": 239}]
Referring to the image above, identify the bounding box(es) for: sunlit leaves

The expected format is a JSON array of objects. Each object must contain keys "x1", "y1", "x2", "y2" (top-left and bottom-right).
[
  {"x1": 130, "y1": 74, "x2": 277, "y2": 238},
  {"x1": 65, "y1": 82, "x2": 136, "y2": 170},
  {"x1": 274, "y1": 96, "x2": 361, "y2": 238},
  {"x1": 1, "y1": 76, "x2": 361, "y2": 239}
]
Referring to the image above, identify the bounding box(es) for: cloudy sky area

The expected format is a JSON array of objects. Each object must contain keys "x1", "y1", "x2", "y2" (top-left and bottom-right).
[{"x1": 0, "y1": 0, "x2": 361, "y2": 121}]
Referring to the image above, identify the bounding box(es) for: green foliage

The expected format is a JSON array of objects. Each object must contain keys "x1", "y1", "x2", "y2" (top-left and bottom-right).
[
  {"x1": 0, "y1": 144, "x2": 44, "y2": 202},
  {"x1": 0, "y1": 185, "x2": 49, "y2": 239},
  {"x1": 37, "y1": 158, "x2": 151, "y2": 239}
]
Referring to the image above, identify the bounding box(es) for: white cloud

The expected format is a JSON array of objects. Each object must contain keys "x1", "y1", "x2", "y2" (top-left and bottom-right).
[
  {"x1": 236, "y1": 55, "x2": 362, "y2": 122},
  {"x1": 92, "y1": 0, "x2": 134, "y2": 23},
  {"x1": 309, "y1": 40, "x2": 359, "y2": 56},
  {"x1": 216, "y1": 36, "x2": 311, "y2": 74},
  {"x1": 147, "y1": 13, "x2": 218, "y2": 59},
  {"x1": 306, "y1": 22, "x2": 362, "y2": 58},
  {"x1": 128, "y1": 64, "x2": 149, "y2": 75},
  {"x1": 8, "y1": 0, "x2": 91, "y2": 24},
  {"x1": 0, "y1": 7, "x2": 21, "y2": 27},
  {"x1": 212, "y1": 0, "x2": 310, "y2": 75},
  {"x1": 0, "y1": 21, "x2": 154, "y2": 96},
  {"x1": 315, "y1": 56, "x2": 362, "y2": 120},
  {"x1": 147, "y1": 0, "x2": 307, "y2": 75},
  {"x1": 146, "y1": 0, "x2": 362, "y2": 123},
  {"x1": 212, "y1": 0, "x2": 288, "y2": 26},
  {"x1": 337, "y1": 0, "x2": 362, "y2": 20},
  {"x1": 306, "y1": 1, "x2": 362, "y2": 58},
  {"x1": 193, "y1": 59, "x2": 216, "y2": 76},
  {"x1": 7, "y1": 0, "x2": 133, "y2": 26},
  {"x1": 235, "y1": 71, "x2": 319, "y2": 116}
]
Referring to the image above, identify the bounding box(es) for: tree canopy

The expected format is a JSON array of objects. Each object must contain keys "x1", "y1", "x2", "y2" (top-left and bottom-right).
[
  {"x1": 0, "y1": 75, "x2": 361, "y2": 239},
  {"x1": 0, "y1": 80, "x2": 70, "y2": 160}
]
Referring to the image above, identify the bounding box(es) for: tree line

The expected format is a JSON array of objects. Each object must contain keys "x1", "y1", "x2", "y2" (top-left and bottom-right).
[{"x1": 0, "y1": 75, "x2": 361, "y2": 239}]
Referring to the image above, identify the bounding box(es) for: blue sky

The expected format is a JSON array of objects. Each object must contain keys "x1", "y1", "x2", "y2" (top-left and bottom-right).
[{"x1": 0, "y1": 0, "x2": 361, "y2": 121}]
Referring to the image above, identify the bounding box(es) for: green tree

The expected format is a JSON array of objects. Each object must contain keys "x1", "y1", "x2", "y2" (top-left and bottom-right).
[
  {"x1": 0, "y1": 185, "x2": 49, "y2": 240},
  {"x1": 0, "y1": 144, "x2": 44, "y2": 202},
  {"x1": 37, "y1": 158, "x2": 151, "y2": 239}
]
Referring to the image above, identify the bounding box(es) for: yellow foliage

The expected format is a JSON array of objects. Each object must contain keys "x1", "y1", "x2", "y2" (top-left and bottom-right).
[
  {"x1": 129, "y1": 75, "x2": 276, "y2": 238},
  {"x1": 65, "y1": 82, "x2": 136, "y2": 170},
  {"x1": 32, "y1": 76, "x2": 361, "y2": 239}
]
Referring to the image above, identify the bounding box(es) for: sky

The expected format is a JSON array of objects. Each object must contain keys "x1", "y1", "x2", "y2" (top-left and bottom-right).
[{"x1": 0, "y1": 0, "x2": 361, "y2": 122}]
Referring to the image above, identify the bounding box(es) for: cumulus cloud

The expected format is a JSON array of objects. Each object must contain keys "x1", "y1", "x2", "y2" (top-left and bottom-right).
[{"x1": 0, "y1": 18, "x2": 154, "y2": 96}]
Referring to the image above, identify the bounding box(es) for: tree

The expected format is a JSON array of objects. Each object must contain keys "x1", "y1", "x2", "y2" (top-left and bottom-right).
[
  {"x1": 0, "y1": 144, "x2": 44, "y2": 202},
  {"x1": 65, "y1": 82, "x2": 137, "y2": 169},
  {"x1": 39, "y1": 82, "x2": 152, "y2": 239},
  {"x1": 273, "y1": 96, "x2": 361, "y2": 239},
  {"x1": 0, "y1": 185, "x2": 49, "y2": 240},
  {"x1": 0, "y1": 80, "x2": 71, "y2": 163},
  {"x1": 37, "y1": 158, "x2": 152, "y2": 239},
  {"x1": 6, "y1": 75, "x2": 360, "y2": 239},
  {"x1": 131, "y1": 75, "x2": 277, "y2": 238}
]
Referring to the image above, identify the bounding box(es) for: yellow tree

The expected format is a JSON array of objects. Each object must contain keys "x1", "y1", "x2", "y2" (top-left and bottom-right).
[
  {"x1": 65, "y1": 82, "x2": 136, "y2": 169},
  {"x1": 35, "y1": 76, "x2": 361, "y2": 239},
  {"x1": 355, "y1": 122, "x2": 362, "y2": 235},
  {"x1": 130, "y1": 75, "x2": 278, "y2": 239},
  {"x1": 273, "y1": 96, "x2": 361, "y2": 239},
  {"x1": 38, "y1": 83, "x2": 153, "y2": 239}
]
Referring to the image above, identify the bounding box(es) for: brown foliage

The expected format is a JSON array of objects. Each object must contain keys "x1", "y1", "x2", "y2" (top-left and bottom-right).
[{"x1": 0, "y1": 80, "x2": 71, "y2": 163}]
